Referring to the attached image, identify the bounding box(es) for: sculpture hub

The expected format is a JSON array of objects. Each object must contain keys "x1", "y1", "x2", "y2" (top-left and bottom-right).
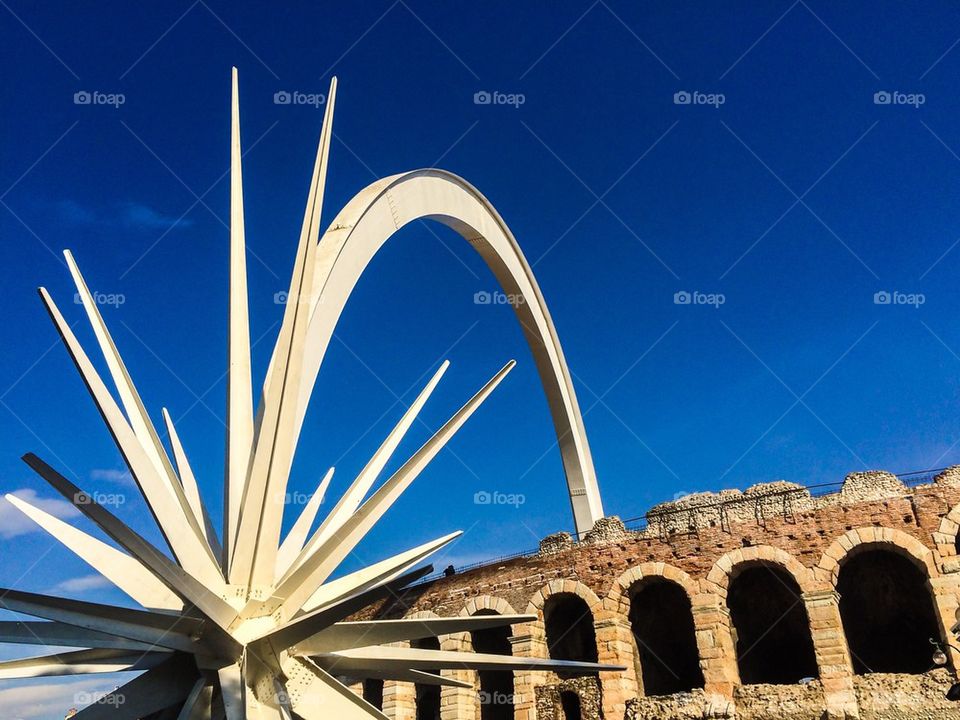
[{"x1": 0, "y1": 69, "x2": 620, "y2": 718}]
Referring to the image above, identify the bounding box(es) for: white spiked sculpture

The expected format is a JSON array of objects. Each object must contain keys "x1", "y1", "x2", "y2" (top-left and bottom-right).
[{"x1": 0, "y1": 70, "x2": 617, "y2": 719}]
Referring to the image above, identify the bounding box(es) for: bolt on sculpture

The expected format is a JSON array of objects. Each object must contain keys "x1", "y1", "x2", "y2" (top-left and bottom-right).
[{"x1": 0, "y1": 70, "x2": 619, "y2": 718}]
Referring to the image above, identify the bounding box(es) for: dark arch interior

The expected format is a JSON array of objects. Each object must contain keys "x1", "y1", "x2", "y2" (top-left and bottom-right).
[
  {"x1": 629, "y1": 578, "x2": 704, "y2": 695},
  {"x1": 727, "y1": 564, "x2": 818, "y2": 684},
  {"x1": 544, "y1": 593, "x2": 598, "y2": 679},
  {"x1": 559, "y1": 690, "x2": 582, "y2": 720},
  {"x1": 837, "y1": 548, "x2": 942, "y2": 674},
  {"x1": 413, "y1": 636, "x2": 441, "y2": 720},
  {"x1": 362, "y1": 678, "x2": 383, "y2": 711},
  {"x1": 471, "y1": 609, "x2": 514, "y2": 720}
]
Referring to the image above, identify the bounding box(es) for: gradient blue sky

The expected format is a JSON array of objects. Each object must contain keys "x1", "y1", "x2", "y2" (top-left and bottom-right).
[{"x1": 3, "y1": 2, "x2": 960, "y2": 715}]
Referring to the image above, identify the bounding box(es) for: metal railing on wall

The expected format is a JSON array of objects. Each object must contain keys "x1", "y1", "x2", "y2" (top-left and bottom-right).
[{"x1": 412, "y1": 467, "x2": 949, "y2": 585}]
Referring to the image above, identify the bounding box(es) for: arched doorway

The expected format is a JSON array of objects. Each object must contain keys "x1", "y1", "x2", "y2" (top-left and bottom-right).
[
  {"x1": 471, "y1": 610, "x2": 514, "y2": 720},
  {"x1": 544, "y1": 593, "x2": 598, "y2": 679},
  {"x1": 559, "y1": 690, "x2": 581, "y2": 720},
  {"x1": 413, "y1": 636, "x2": 441, "y2": 720},
  {"x1": 628, "y1": 577, "x2": 704, "y2": 695},
  {"x1": 837, "y1": 547, "x2": 942, "y2": 674},
  {"x1": 362, "y1": 678, "x2": 383, "y2": 711},
  {"x1": 727, "y1": 565, "x2": 818, "y2": 684}
]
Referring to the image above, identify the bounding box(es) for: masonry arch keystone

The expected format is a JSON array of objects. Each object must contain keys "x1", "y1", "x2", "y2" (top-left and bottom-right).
[
  {"x1": 817, "y1": 526, "x2": 939, "y2": 584},
  {"x1": 706, "y1": 545, "x2": 818, "y2": 597}
]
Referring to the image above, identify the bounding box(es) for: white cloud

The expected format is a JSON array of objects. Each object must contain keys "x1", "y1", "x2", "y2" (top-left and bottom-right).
[
  {"x1": 56, "y1": 199, "x2": 193, "y2": 231},
  {"x1": 0, "y1": 489, "x2": 79, "y2": 539},
  {"x1": 90, "y1": 468, "x2": 133, "y2": 486},
  {"x1": 51, "y1": 574, "x2": 111, "y2": 595}
]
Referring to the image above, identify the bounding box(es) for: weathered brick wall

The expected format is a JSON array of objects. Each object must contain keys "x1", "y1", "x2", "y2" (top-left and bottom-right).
[{"x1": 356, "y1": 469, "x2": 960, "y2": 720}]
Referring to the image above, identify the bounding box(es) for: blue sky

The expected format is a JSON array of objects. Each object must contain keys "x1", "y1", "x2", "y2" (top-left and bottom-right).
[{"x1": 4, "y1": 1, "x2": 960, "y2": 715}]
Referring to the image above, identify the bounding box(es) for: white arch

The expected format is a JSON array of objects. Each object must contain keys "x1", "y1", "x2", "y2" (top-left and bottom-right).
[{"x1": 277, "y1": 169, "x2": 603, "y2": 534}]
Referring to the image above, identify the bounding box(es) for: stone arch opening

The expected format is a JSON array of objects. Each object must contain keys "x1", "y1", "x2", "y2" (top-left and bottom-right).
[
  {"x1": 544, "y1": 592, "x2": 598, "y2": 678},
  {"x1": 837, "y1": 547, "x2": 942, "y2": 674},
  {"x1": 559, "y1": 690, "x2": 582, "y2": 720},
  {"x1": 362, "y1": 678, "x2": 383, "y2": 711},
  {"x1": 413, "y1": 636, "x2": 441, "y2": 720},
  {"x1": 727, "y1": 564, "x2": 818, "y2": 684},
  {"x1": 471, "y1": 609, "x2": 514, "y2": 720},
  {"x1": 628, "y1": 577, "x2": 703, "y2": 696}
]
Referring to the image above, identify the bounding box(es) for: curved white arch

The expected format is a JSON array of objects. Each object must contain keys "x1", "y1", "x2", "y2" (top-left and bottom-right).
[{"x1": 281, "y1": 168, "x2": 603, "y2": 534}]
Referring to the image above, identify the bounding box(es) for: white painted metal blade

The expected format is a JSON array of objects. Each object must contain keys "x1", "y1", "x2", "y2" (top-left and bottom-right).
[
  {"x1": 313, "y1": 645, "x2": 626, "y2": 673},
  {"x1": 347, "y1": 667, "x2": 473, "y2": 688},
  {"x1": 5, "y1": 493, "x2": 182, "y2": 611},
  {"x1": 37, "y1": 287, "x2": 224, "y2": 588},
  {"x1": 0, "y1": 648, "x2": 169, "y2": 679},
  {"x1": 297, "y1": 531, "x2": 460, "y2": 617},
  {"x1": 23, "y1": 454, "x2": 240, "y2": 634},
  {"x1": 0, "y1": 621, "x2": 156, "y2": 651},
  {"x1": 282, "y1": 658, "x2": 389, "y2": 720},
  {"x1": 162, "y1": 407, "x2": 222, "y2": 558},
  {"x1": 282, "y1": 361, "x2": 450, "y2": 583},
  {"x1": 231, "y1": 77, "x2": 338, "y2": 589},
  {"x1": 63, "y1": 251, "x2": 219, "y2": 571},
  {"x1": 218, "y1": 663, "x2": 245, "y2": 720},
  {"x1": 275, "y1": 467, "x2": 334, "y2": 579},
  {"x1": 0, "y1": 587, "x2": 203, "y2": 653},
  {"x1": 224, "y1": 66, "x2": 255, "y2": 574},
  {"x1": 257, "y1": 565, "x2": 434, "y2": 651},
  {"x1": 293, "y1": 614, "x2": 536, "y2": 654},
  {"x1": 273, "y1": 361, "x2": 515, "y2": 617},
  {"x1": 177, "y1": 679, "x2": 214, "y2": 720}
]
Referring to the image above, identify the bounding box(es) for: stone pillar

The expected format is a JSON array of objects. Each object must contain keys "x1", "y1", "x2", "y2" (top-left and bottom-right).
[
  {"x1": 440, "y1": 632, "x2": 476, "y2": 720},
  {"x1": 930, "y1": 574, "x2": 960, "y2": 673},
  {"x1": 510, "y1": 631, "x2": 548, "y2": 720},
  {"x1": 803, "y1": 589, "x2": 859, "y2": 719},
  {"x1": 383, "y1": 679, "x2": 416, "y2": 720},
  {"x1": 690, "y1": 591, "x2": 739, "y2": 703},
  {"x1": 383, "y1": 641, "x2": 416, "y2": 720},
  {"x1": 595, "y1": 615, "x2": 638, "y2": 719}
]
